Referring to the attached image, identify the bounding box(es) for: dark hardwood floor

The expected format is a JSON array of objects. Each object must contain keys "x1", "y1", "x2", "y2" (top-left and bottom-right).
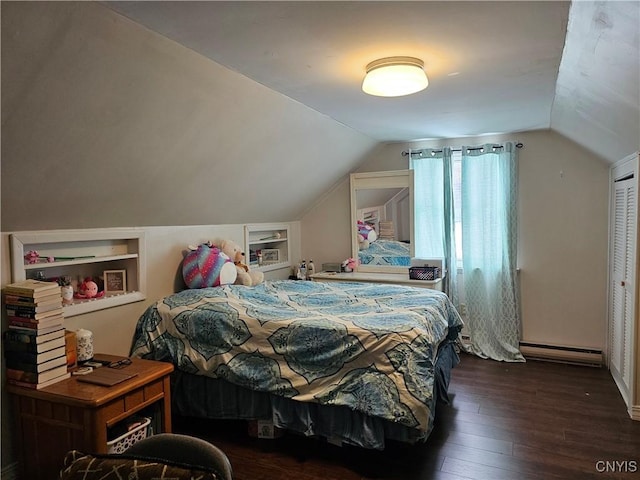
[{"x1": 173, "y1": 353, "x2": 640, "y2": 479}]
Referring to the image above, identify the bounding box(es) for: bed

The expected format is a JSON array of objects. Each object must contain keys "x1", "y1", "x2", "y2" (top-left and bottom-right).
[
  {"x1": 130, "y1": 280, "x2": 463, "y2": 449},
  {"x1": 358, "y1": 238, "x2": 411, "y2": 266}
]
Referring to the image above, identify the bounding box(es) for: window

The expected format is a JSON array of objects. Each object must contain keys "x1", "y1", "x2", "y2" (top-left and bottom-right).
[
  {"x1": 411, "y1": 149, "x2": 462, "y2": 266},
  {"x1": 412, "y1": 142, "x2": 523, "y2": 361},
  {"x1": 411, "y1": 152, "x2": 444, "y2": 259},
  {"x1": 412, "y1": 145, "x2": 516, "y2": 271}
]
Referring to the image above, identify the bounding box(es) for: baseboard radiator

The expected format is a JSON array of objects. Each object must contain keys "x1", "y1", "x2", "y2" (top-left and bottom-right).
[{"x1": 519, "y1": 342, "x2": 603, "y2": 367}]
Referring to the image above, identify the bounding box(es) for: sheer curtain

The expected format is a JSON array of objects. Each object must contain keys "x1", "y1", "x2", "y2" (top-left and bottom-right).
[
  {"x1": 411, "y1": 148, "x2": 459, "y2": 307},
  {"x1": 461, "y1": 143, "x2": 523, "y2": 362},
  {"x1": 410, "y1": 149, "x2": 446, "y2": 260},
  {"x1": 442, "y1": 149, "x2": 458, "y2": 308},
  {"x1": 412, "y1": 142, "x2": 523, "y2": 362}
]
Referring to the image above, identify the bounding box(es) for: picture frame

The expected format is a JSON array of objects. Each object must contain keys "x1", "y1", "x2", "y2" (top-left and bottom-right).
[
  {"x1": 262, "y1": 249, "x2": 280, "y2": 263},
  {"x1": 103, "y1": 270, "x2": 127, "y2": 294}
]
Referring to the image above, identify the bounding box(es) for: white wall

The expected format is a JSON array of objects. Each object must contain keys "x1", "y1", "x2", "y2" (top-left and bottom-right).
[
  {"x1": 301, "y1": 129, "x2": 611, "y2": 350},
  {"x1": 299, "y1": 178, "x2": 353, "y2": 271},
  {"x1": 517, "y1": 132, "x2": 609, "y2": 348}
]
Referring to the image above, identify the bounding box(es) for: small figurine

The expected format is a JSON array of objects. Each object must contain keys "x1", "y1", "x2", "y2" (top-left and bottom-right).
[{"x1": 59, "y1": 276, "x2": 74, "y2": 304}]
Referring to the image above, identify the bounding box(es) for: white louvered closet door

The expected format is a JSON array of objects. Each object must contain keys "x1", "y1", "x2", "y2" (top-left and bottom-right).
[{"x1": 609, "y1": 172, "x2": 637, "y2": 405}]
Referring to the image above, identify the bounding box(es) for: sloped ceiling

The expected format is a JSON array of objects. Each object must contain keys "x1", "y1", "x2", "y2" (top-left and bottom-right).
[
  {"x1": 552, "y1": 1, "x2": 639, "y2": 162},
  {"x1": 105, "y1": 1, "x2": 639, "y2": 164},
  {"x1": 1, "y1": 1, "x2": 380, "y2": 231}
]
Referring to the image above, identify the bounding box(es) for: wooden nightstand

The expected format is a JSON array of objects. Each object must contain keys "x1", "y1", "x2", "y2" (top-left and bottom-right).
[{"x1": 7, "y1": 354, "x2": 174, "y2": 480}]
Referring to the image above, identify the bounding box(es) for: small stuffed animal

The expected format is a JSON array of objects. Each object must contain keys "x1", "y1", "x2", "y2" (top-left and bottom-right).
[
  {"x1": 215, "y1": 239, "x2": 264, "y2": 286},
  {"x1": 182, "y1": 242, "x2": 237, "y2": 289},
  {"x1": 342, "y1": 258, "x2": 358, "y2": 272},
  {"x1": 357, "y1": 221, "x2": 377, "y2": 250},
  {"x1": 74, "y1": 278, "x2": 105, "y2": 299}
]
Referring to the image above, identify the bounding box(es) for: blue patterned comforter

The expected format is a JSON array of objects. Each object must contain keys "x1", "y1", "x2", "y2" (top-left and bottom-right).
[
  {"x1": 130, "y1": 280, "x2": 462, "y2": 435},
  {"x1": 359, "y1": 239, "x2": 411, "y2": 266}
]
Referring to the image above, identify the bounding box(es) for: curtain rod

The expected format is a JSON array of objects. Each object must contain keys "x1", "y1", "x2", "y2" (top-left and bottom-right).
[{"x1": 402, "y1": 142, "x2": 523, "y2": 156}]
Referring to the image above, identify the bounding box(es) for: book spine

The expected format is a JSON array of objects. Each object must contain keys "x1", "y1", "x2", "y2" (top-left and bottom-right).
[
  {"x1": 5, "y1": 295, "x2": 61, "y2": 305},
  {"x1": 3, "y1": 288, "x2": 38, "y2": 296},
  {"x1": 8, "y1": 321, "x2": 40, "y2": 331},
  {"x1": 7, "y1": 373, "x2": 71, "y2": 389},
  {"x1": 4, "y1": 281, "x2": 60, "y2": 296},
  {"x1": 4, "y1": 328, "x2": 65, "y2": 339},
  {"x1": 6, "y1": 303, "x2": 61, "y2": 312},
  {"x1": 4, "y1": 340, "x2": 42, "y2": 353},
  {"x1": 6, "y1": 309, "x2": 64, "y2": 320},
  {"x1": 6, "y1": 368, "x2": 44, "y2": 383},
  {"x1": 5, "y1": 304, "x2": 38, "y2": 317},
  {"x1": 8, "y1": 312, "x2": 63, "y2": 321},
  {"x1": 4, "y1": 351, "x2": 42, "y2": 362},
  {"x1": 7, "y1": 378, "x2": 41, "y2": 389},
  {"x1": 8, "y1": 325, "x2": 65, "y2": 336},
  {"x1": 4, "y1": 336, "x2": 64, "y2": 352},
  {"x1": 4, "y1": 357, "x2": 65, "y2": 373},
  {"x1": 7, "y1": 316, "x2": 40, "y2": 325},
  {"x1": 8, "y1": 319, "x2": 62, "y2": 330},
  {"x1": 4, "y1": 350, "x2": 53, "y2": 363},
  {"x1": 5, "y1": 309, "x2": 38, "y2": 319},
  {"x1": 4, "y1": 294, "x2": 39, "y2": 303},
  {"x1": 4, "y1": 360, "x2": 41, "y2": 372},
  {"x1": 3, "y1": 329, "x2": 38, "y2": 341},
  {"x1": 7, "y1": 312, "x2": 62, "y2": 323}
]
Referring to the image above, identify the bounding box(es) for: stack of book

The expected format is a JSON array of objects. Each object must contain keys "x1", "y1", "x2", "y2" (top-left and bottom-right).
[
  {"x1": 3, "y1": 279, "x2": 70, "y2": 389},
  {"x1": 378, "y1": 221, "x2": 395, "y2": 240}
]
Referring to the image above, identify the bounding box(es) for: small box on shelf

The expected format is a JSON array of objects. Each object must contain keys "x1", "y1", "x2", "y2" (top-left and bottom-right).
[
  {"x1": 409, "y1": 258, "x2": 444, "y2": 281},
  {"x1": 408, "y1": 266, "x2": 441, "y2": 281}
]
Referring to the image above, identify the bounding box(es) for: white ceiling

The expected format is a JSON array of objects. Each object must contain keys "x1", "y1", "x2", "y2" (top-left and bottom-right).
[{"x1": 105, "y1": 1, "x2": 639, "y2": 163}]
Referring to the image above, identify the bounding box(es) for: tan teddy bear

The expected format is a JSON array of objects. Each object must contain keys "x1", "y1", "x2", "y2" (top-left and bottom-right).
[{"x1": 215, "y1": 239, "x2": 264, "y2": 286}]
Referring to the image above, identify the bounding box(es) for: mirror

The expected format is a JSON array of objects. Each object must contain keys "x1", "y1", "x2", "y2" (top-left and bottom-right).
[{"x1": 350, "y1": 170, "x2": 414, "y2": 273}]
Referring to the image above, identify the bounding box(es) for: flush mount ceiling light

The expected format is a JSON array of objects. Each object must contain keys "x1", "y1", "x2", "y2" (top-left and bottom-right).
[{"x1": 362, "y1": 56, "x2": 429, "y2": 97}]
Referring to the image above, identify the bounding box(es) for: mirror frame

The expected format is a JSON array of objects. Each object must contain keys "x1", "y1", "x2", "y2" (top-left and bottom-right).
[{"x1": 350, "y1": 169, "x2": 414, "y2": 273}]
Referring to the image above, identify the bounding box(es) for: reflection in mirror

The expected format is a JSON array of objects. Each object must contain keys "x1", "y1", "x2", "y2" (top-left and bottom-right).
[{"x1": 350, "y1": 170, "x2": 414, "y2": 273}]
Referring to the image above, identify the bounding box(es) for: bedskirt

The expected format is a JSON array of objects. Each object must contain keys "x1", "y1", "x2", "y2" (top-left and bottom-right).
[{"x1": 171, "y1": 339, "x2": 460, "y2": 450}]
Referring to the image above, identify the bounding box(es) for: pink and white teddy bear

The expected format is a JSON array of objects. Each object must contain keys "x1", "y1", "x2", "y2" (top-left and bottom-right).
[
  {"x1": 182, "y1": 242, "x2": 237, "y2": 289},
  {"x1": 357, "y1": 220, "x2": 377, "y2": 250},
  {"x1": 212, "y1": 239, "x2": 264, "y2": 287}
]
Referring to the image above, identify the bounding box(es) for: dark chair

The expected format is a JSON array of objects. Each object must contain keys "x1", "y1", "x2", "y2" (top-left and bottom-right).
[{"x1": 124, "y1": 433, "x2": 234, "y2": 480}]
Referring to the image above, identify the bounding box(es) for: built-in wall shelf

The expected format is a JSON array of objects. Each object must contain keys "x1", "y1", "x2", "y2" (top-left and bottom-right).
[
  {"x1": 23, "y1": 253, "x2": 140, "y2": 271},
  {"x1": 9, "y1": 228, "x2": 147, "y2": 318},
  {"x1": 244, "y1": 224, "x2": 291, "y2": 273}
]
